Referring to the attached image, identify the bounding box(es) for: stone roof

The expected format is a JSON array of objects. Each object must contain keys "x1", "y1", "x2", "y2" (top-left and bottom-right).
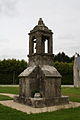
[
  {"x1": 40, "y1": 65, "x2": 61, "y2": 77},
  {"x1": 19, "y1": 66, "x2": 36, "y2": 77},
  {"x1": 19, "y1": 65, "x2": 61, "y2": 78},
  {"x1": 29, "y1": 18, "x2": 53, "y2": 34},
  {"x1": 76, "y1": 57, "x2": 80, "y2": 70}
]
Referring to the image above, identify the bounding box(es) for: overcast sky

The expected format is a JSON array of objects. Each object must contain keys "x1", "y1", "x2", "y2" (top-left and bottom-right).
[{"x1": 0, "y1": 0, "x2": 80, "y2": 61}]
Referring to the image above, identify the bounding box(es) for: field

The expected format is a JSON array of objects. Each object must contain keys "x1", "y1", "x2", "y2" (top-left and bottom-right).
[{"x1": 0, "y1": 86, "x2": 80, "y2": 120}]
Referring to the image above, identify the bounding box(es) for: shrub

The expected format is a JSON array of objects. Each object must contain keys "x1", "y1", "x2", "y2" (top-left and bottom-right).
[
  {"x1": 0, "y1": 59, "x2": 27, "y2": 84},
  {"x1": 54, "y1": 62, "x2": 73, "y2": 85}
]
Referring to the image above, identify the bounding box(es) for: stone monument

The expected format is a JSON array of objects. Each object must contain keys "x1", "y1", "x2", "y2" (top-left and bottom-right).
[
  {"x1": 14, "y1": 18, "x2": 69, "y2": 107},
  {"x1": 73, "y1": 53, "x2": 80, "y2": 87}
]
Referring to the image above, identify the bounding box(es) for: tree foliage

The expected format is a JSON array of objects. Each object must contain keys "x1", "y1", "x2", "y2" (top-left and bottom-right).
[
  {"x1": 54, "y1": 52, "x2": 74, "y2": 63},
  {"x1": 54, "y1": 62, "x2": 73, "y2": 85},
  {"x1": 0, "y1": 52, "x2": 74, "y2": 85},
  {"x1": 0, "y1": 59, "x2": 27, "y2": 84}
]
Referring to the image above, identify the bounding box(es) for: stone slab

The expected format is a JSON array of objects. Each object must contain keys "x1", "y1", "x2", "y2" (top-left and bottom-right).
[
  {"x1": 61, "y1": 85, "x2": 74, "y2": 87},
  {"x1": 0, "y1": 93, "x2": 16, "y2": 98},
  {"x1": 14, "y1": 96, "x2": 69, "y2": 108},
  {"x1": 0, "y1": 100, "x2": 80, "y2": 114},
  {"x1": 0, "y1": 85, "x2": 74, "y2": 88}
]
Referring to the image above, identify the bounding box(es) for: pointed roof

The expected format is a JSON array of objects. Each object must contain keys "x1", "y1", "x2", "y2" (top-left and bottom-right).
[
  {"x1": 29, "y1": 18, "x2": 53, "y2": 34},
  {"x1": 19, "y1": 65, "x2": 61, "y2": 78},
  {"x1": 19, "y1": 66, "x2": 36, "y2": 77},
  {"x1": 40, "y1": 65, "x2": 61, "y2": 77},
  {"x1": 38, "y1": 18, "x2": 45, "y2": 26}
]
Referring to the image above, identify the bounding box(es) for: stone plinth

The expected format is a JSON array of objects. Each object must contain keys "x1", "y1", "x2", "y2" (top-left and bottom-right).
[
  {"x1": 28, "y1": 53, "x2": 54, "y2": 66},
  {"x1": 14, "y1": 96, "x2": 69, "y2": 108}
]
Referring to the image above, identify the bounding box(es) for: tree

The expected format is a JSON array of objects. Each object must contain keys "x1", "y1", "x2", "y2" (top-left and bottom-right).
[
  {"x1": 54, "y1": 52, "x2": 74, "y2": 63},
  {"x1": 0, "y1": 59, "x2": 27, "y2": 84}
]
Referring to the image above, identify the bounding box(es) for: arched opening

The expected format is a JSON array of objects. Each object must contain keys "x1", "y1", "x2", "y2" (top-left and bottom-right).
[
  {"x1": 42, "y1": 35, "x2": 49, "y2": 54},
  {"x1": 33, "y1": 39, "x2": 36, "y2": 53},
  {"x1": 32, "y1": 36, "x2": 36, "y2": 54},
  {"x1": 45, "y1": 39, "x2": 48, "y2": 53}
]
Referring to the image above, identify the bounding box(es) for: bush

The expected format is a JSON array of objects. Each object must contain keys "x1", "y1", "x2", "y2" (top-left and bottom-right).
[
  {"x1": 0, "y1": 59, "x2": 27, "y2": 84},
  {"x1": 0, "y1": 59, "x2": 73, "y2": 85},
  {"x1": 54, "y1": 62, "x2": 73, "y2": 85}
]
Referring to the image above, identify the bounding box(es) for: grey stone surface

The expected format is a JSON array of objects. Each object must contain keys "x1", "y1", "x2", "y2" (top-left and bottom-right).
[
  {"x1": 0, "y1": 100, "x2": 80, "y2": 114},
  {"x1": 19, "y1": 65, "x2": 61, "y2": 77},
  {"x1": 14, "y1": 96, "x2": 69, "y2": 108},
  {"x1": 76, "y1": 57, "x2": 80, "y2": 70},
  {"x1": 19, "y1": 66, "x2": 36, "y2": 77},
  {"x1": 73, "y1": 54, "x2": 80, "y2": 87},
  {"x1": 14, "y1": 18, "x2": 69, "y2": 107}
]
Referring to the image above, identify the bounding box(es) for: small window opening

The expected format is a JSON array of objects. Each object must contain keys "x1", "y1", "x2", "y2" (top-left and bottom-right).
[
  {"x1": 33, "y1": 39, "x2": 36, "y2": 53},
  {"x1": 45, "y1": 39, "x2": 48, "y2": 53}
]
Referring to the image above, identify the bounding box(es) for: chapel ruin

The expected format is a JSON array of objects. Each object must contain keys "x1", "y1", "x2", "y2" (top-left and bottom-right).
[{"x1": 14, "y1": 18, "x2": 69, "y2": 107}]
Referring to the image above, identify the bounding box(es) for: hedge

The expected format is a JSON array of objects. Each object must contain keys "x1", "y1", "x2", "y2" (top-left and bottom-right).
[
  {"x1": 54, "y1": 62, "x2": 73, "y2": 85},
  {"x1": 0, "y1": 60, "x2": 73, "y2": 85},
  {"x1": 0, "y1": 59, "x2": 27, "y2": 84}
]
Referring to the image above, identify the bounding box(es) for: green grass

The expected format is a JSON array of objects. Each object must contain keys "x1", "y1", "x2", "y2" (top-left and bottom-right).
[
  {"x1": 0, "y1": 87, "x2": 80, "y2": 120},
  {"x1": 0, "y1": 86, "x2": 80, "y2": 102},
  {"x1": 62, "y1": 87, "x2": 80, "y2": 102},
  {"x1": 0, "y1": 104, "x2": 80, "y2": 120},
  {"x1": 0, "y1": 87, "x2": 19, "y2": 94},
  {"x1": 0, "y1": 95, "x2": 12, "y2": 101}
]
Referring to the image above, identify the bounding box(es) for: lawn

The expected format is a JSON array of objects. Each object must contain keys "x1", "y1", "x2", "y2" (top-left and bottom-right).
[
  {"x1": 0, "y1": 86, "x2": 19, "y2": 94},
  {"x1": 0, "y1": 86, "x2": 80, "y2": 102},
  {"x1": 61, "y1": 87, "x2": 80, "y2": 102},
  {"x1": 0, "y1": 86, "x2": 80, "y2": 120},
  {"x1": 0, "y1": 95, "x2": 12, "y2": 101},
  {"x1": 0, "y1": 104, "x2": 80, "y2": 120}
]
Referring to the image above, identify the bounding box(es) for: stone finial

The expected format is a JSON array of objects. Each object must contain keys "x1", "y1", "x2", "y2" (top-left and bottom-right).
[
  {"x1": 75, "y1": 52, "x2": 79, "y2": 57},
  {"x1": 38, "y1": 18, "x2": 45, "y2": 25}
]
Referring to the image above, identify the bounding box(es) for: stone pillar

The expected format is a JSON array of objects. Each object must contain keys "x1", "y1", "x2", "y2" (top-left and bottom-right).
[
  {"x1": 48, "y1": 35, "x2": 53, "y2": 54},
  {"x1": 36, "y1": 36, "x2": 42, "y2": 54},
  {"x1": 74, "y1": 57, "x2": 80, "y2": 87},
  {"x1": 42, "y1": 40, "x2": 45, "y2": 53},
  {"x1": 49, "y1": 35, "x2": 53, "y2": 54},
  {"x1": 29, "y1": 36, "x2": 34, "y2": 55}
]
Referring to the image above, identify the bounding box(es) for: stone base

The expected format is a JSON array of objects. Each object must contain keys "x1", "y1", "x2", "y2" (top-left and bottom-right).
[{"x1": 14, "y1": 96, "x2": 69, "y2": 108}]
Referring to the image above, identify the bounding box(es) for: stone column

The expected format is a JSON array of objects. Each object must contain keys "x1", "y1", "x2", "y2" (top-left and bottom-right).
[
  {"x1": 48, "y1": 35, "x2": 53, "y2": 54},
  {"x1": 29, "y1": 36, "x2": 34, "y2": 55},
  {"x1": 42, "y1": 40, "x2": 45, "y2": 53},
  {"x1": 36, "y1": 35, "x2": 42, "y2": 54},
  {"x1": 74, "y1": 58, "x2": 80, "y2": 87}
]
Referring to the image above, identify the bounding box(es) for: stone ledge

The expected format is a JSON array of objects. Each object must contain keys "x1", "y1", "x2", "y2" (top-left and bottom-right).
[
  {"x1": 14, "y1": 96, "x2": 69, "y2": 108},
  {"x1": 0, "y1": 100, "x2": 80, "y2": 114}
]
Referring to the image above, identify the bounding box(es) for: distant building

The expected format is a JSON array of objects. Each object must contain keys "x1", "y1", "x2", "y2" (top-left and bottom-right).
[{"x1": 73, "y1": 53, "x2": 80, "y2": 87}]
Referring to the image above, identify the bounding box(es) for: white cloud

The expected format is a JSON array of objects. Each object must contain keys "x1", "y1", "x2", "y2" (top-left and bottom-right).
[{"x1": 0, "y1": 0, "x2": 80, "y2": 59}]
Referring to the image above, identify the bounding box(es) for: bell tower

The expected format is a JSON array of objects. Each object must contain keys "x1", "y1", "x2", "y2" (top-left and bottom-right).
[
  {"x1": 28, "y1": 18, "x2": 54, "y2": 66},
  {"x1": 14, "y1": 18, "x2": 69, "y2": 108}
]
